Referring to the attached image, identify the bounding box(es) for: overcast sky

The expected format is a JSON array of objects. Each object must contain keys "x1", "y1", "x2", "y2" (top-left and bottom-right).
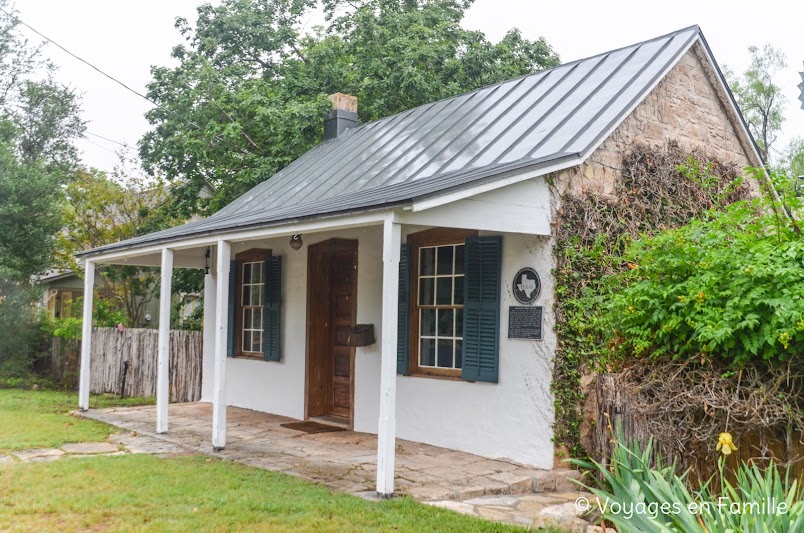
[{"x1": 16, "y1": 0, "x2": 804, "y2": 173}]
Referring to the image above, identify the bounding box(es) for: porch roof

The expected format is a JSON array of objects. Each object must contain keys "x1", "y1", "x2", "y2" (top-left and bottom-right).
[{"x1": 81, "y1": 25, "x2": 723, "y2": 259}]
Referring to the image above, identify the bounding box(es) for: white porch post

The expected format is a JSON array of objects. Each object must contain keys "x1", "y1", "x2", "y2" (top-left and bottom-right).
[
  {"x1": 201, "y1": 258, "x2": 217, "y2": 402},
  {"x1": 156, "y1": 248, "x2": 174, "y2": 434},
  {"x1": 377, "y1": 217, "x2": 401, "y2": 496},
  {"x1": 212, "y1": 240, "x2": 231, "y2": 450},
  {"x1": 78, "y1": 260, "x2": 95, "y2": 411}
]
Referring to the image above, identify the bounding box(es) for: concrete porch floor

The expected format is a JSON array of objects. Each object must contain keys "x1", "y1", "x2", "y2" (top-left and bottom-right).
[{"x1": 80, "y1": 403, "x2": 581, "y2": 503}]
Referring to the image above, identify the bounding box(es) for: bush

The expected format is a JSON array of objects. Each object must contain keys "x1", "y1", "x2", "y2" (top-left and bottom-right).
[
  {"x1": 603, "y1": 192, "x2": 804, "y2": 367},
  {"x1": 0, "y1": 280, "x2": 49, "y2": 379},
  {"x1": 570, "y1": 433, "x2": 804, "y2": 532}
]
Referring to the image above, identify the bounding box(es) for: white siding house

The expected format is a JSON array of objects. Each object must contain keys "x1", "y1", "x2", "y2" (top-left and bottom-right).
[{"x1": 76, "y1": 26, "x2": 762, "y2": 496}]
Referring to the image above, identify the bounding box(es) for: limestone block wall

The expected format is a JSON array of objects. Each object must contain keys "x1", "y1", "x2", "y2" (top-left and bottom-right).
[{"x1": 554, "y1": 42, "x2": 761, "y2": 198}]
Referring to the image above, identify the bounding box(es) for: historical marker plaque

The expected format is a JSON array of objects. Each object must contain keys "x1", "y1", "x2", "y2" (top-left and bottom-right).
[{"x1": 508, "y1": 306, "x2": 543, "y2": 340}]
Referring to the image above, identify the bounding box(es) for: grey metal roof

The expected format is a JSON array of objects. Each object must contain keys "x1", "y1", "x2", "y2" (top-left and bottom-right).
[{"x1": 82, "y1": 25, "x2": 709, "y2": 257}]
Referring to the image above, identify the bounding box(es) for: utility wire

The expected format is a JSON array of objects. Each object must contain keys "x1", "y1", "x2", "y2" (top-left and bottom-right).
[
  {"x1": 86, "y1": 131, "x2": 130, "y2": 148},
  {"x1": 1, "y1": 6, "x2": 162, "y2": 110},
  {"x1": 3, "y1": 7, "x2": 258, "y2": 156}
]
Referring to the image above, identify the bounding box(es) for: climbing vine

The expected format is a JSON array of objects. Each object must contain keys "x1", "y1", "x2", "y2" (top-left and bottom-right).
[{"x1": 550, "y1": 142, "x2": 750, "y2": 459}]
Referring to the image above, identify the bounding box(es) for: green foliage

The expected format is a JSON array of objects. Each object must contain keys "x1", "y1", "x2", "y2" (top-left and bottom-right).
[
  {"x1": 0, "y1": 144, "x2": 65, "y2": 281},
  {"x1": 0, "y1": 2, "x2": 84, "y2": 282},
  {"x1": 551, "y1": 145, "x2": 750, "y2": 458},
  {"x1": 724, "y1": 44, "x2": 787, "y2": 163},
  {"x1": 140, "y1": 0, "x2": 559, "y2": 215},
  {"x1": 570, "y1": 433, "x2": 804, "y2": 532},
  {"x1": 0, "y1": 281, "x2": 48, "y2": 379},
  {"x1": 603, "y1": 169, "x2": 803, "y2": 367}
]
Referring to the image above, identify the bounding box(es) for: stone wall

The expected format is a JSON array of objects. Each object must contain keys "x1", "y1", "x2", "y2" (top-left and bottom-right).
[{"x1": 554, "y1": 42, "x2": 761, "y2": 198}]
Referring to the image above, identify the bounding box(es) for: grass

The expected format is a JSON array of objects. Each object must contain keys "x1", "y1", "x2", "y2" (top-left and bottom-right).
[
  {"x1": 0, "y1": 389, "x2": 565, "y2": 531},
  {"x1": 0, "y1": 454, "x2": 526, "y2": 532},
  {"x1": 0, "y1": 389, "x2": 153, "y2": 453}
]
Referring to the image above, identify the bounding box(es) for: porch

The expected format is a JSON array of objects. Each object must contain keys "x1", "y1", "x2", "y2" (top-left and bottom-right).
[{"x1": 80, "y1": 403, "x2": 582, "y2": 513}]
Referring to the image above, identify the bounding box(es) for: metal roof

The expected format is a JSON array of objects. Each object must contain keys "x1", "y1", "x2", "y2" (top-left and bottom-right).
[{"x1": 82, "y1": 25, "x2": 712, "y2": 257}]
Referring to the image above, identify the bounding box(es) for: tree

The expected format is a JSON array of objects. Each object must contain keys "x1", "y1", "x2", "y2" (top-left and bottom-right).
[
  {"x1": 725, "y1": 44, "x2": 787, "y2": 163},
  {"x1": 780, "y1": 137, "x2": 804, "y2": 181},
  {"x1": 56, "y1": 162, "x2": 183, "y2": 327},
  {"x1": 0, "y1": 2, "x2": 85, "y2": 282},
  {"x1": 139, "y1": 0, "x2": 559, "y2": 215}
]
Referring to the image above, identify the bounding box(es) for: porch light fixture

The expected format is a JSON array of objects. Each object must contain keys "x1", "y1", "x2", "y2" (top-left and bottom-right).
[
  {"x1": 204, "y1": 248, "x2": 211, "y2": 274},
  {"x1": 290, "y1": 234, "x2": 303, "y2": 251}
]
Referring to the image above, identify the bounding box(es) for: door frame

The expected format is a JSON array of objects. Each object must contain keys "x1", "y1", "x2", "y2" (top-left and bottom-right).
[{"x1": 304, "y1": 238, "x2": 358, "y2": 427}]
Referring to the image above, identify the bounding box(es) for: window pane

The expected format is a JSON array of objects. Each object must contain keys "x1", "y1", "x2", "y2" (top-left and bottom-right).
[
  {"x1": 437, "y1": 339, "x2": 453, "y2": 368},
  {"x1": 454, "y1": 276, "x2": 464, "y2": 305},
  {"x1": 252, "y1": 330, "x2": 262, "y2": 352},
  {"x1": 251, "y1": 285, "x2": 262, "y2": 307},
  {"x1": 420, "y1": 247, "x2": 435, "y2": 275},
  {"x1": 253, "y1": 263, "x2": 263, "y2": 283},
  {"x1": 436, "y1": 278, "x2": 452, "y2": 305},
  {"x1": 242, "y1": 284, "x2": 251, "y2": 306},
  {"x1": 454, "y1": 245, "x2": 465, "y2": 275},
  {"x1": 437, "y1": 309, "x2": 454, "y2": 337},
  {"x1": 419, "y1": 278, "x2": 435, "y2": 306},
  {"x1": 436, "y1": 246, "x2": 453, "y2": 275},
  {"x1": 420, "y1": 339, "x2": 436, "y2": 366},
  {"x1": 421, "y1": 308, "x2": 436, "y2": 336},
  {"x1": 243, "y1": 308, "x2": 252, "y2": 330},
  {"x1": 242, "y1": 263, "x2": 252, "y2": 284},
  {"x1": 455, "y1": 340, "x2": 463, "y2": 369},
  {"x1": 455, "y1": 309, "x2": 463, "y2": 338},
  {"x1": 243, "y1": 330, "x2": 252, "y2": 352}
]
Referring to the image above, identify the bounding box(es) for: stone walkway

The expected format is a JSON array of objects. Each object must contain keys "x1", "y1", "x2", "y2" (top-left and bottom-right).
[
  {"x1": 0, "y1": 432, "x2": 185, "y2": 464},
  {"x1": 71, "y1": 403, "x2": 595, "y2": 530}
]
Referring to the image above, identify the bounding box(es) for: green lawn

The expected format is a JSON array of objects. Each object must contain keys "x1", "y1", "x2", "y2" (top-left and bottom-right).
[
  {"x1": 0, "y1": 388, "x2": 153, "y2": 453},
  {"x1": 0, "y1": 389, "x2": 552, "y2": 531},
  {"x1": 0, "y1": 454, "x2": 525, "y2": 532}
]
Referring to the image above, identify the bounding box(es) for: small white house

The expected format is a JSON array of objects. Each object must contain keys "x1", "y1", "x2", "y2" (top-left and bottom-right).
[{"x1": 76, "y1": 26, "x2": 762, "y2": 496}]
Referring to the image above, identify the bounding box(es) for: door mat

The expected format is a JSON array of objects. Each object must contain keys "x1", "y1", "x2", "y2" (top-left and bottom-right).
[{"x1": 280, "y1": 421, "x2": 347, "y2": 434}]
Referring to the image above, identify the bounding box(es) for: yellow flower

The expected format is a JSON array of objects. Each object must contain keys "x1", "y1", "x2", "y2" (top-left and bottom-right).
[{"x1": 716, "y1": 432, "x2": 737, "y2": 456}]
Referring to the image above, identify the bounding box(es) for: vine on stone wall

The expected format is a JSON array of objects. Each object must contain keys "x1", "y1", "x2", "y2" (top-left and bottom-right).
[{"x1": 550, "y1": 142, "x2": 750, "y2": 459}]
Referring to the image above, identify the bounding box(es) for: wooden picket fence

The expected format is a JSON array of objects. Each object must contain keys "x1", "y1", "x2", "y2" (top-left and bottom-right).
[{"x1": 49, "y1": 327, "x2": 203, "y2": 402}]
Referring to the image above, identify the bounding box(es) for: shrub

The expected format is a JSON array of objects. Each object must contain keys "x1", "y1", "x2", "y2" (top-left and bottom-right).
[
  {"x1": 570, "y1": 433, "x2": 804, "y2": 532},
  {"x1": 603, "y1": 183, "x2": 804, "y2": 367}
]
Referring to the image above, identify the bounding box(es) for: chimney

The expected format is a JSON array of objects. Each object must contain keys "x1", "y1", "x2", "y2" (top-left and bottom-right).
[{"x1": 324, "y1": 93, "x2": 358, "y2": 141}]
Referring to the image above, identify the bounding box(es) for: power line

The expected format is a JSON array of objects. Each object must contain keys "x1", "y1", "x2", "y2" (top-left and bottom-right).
[
  {"x1": 3, "y1": 7, "x2": 255, "y2": 155},
  {"x1": 0, "y1": 7, "x2": 162, "y2": 110},
  {"x1": 86, "y1": 131, "x2": 130, "y2": 148}
]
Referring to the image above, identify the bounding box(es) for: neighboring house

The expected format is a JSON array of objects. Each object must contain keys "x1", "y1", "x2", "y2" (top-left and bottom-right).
[
  {"x1": 37, "y1": 181, "x2": 215, "y2": 326},
  {"x1": 75, "y1": 26, "x2": 762, "y2": 496},
  {"x1": 38, "y1": 269, "x2": 166, "y2": 326}
]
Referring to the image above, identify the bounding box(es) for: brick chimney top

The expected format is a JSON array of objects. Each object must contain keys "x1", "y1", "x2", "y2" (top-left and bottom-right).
[
  {"x1": 324, "y1": 93, "x2": 358, "y2": 141},
  {"x1": 328, "y1": 93, "x2": 358, "y2": 113}
]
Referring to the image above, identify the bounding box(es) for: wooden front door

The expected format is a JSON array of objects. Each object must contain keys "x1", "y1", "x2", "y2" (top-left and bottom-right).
[{"x1": 306, "y1": 239, "x2": 357, "y2": 423}]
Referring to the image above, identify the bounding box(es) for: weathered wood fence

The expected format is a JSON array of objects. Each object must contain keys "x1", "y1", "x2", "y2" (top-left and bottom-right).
[
  {"x1": 591, "y1": 373, "x2": 804, "y2": 482},
  {"x1": 49, "y1": 327, "x2": 203, "y2": 402}
]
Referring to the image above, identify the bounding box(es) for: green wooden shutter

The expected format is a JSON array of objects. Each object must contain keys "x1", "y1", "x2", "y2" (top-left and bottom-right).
[
  {"x1": 226, "y1": 260, "x2": 237, "y2": 357},
  {"x1": 462, "y1": 236, "x2": 502, "y2": 383},
  {"x1": 397, "y1": 244, "x2": 410, "y2": 375},
  {"x1": 262, "y1": 256, "x2": 282, "y2": 361}
]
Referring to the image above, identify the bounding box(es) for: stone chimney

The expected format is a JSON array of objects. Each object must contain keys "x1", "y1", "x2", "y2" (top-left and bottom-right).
[{"x1": 324, "y1": 93, "x2": 358, "y2": 141}]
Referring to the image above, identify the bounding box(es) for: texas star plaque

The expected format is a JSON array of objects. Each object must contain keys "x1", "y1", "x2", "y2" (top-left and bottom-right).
[{"x1": 512, "y1": 267, "x2": 541, "y2": 305}]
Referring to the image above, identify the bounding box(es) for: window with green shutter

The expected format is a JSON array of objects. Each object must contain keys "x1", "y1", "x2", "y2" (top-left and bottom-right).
[
  {"x1": 461, "y1": 236, "x2": 502, "y2": 383},
  {"x1": 262, "y1": 256, "x2": 282, "y2": 361},
  {"x1": 226, "y1": 249, "x2": 277, "y2": 360},
  {"x1": 402, "y1": 228, "x2": 500, "y2": 380}
]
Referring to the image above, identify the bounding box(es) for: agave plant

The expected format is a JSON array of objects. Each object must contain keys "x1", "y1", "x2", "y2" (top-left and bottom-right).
[{"x1": 569, "y1": 433, "x2": 804, "y2": 532}]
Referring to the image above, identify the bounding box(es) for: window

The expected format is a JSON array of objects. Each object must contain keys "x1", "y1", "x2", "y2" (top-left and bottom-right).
[
  {"x1": 407, "y1": 228, "x2": 477, "y2": 378},
  {"x1": 417, "y1": 244, "x2": 464, "y2": 370},
  {"x1": 241, "y1": 261, "x2": 264, "y2": 354},
  {"x1": 231, "y1": 249, "x2": 271, "y2": 359}
]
